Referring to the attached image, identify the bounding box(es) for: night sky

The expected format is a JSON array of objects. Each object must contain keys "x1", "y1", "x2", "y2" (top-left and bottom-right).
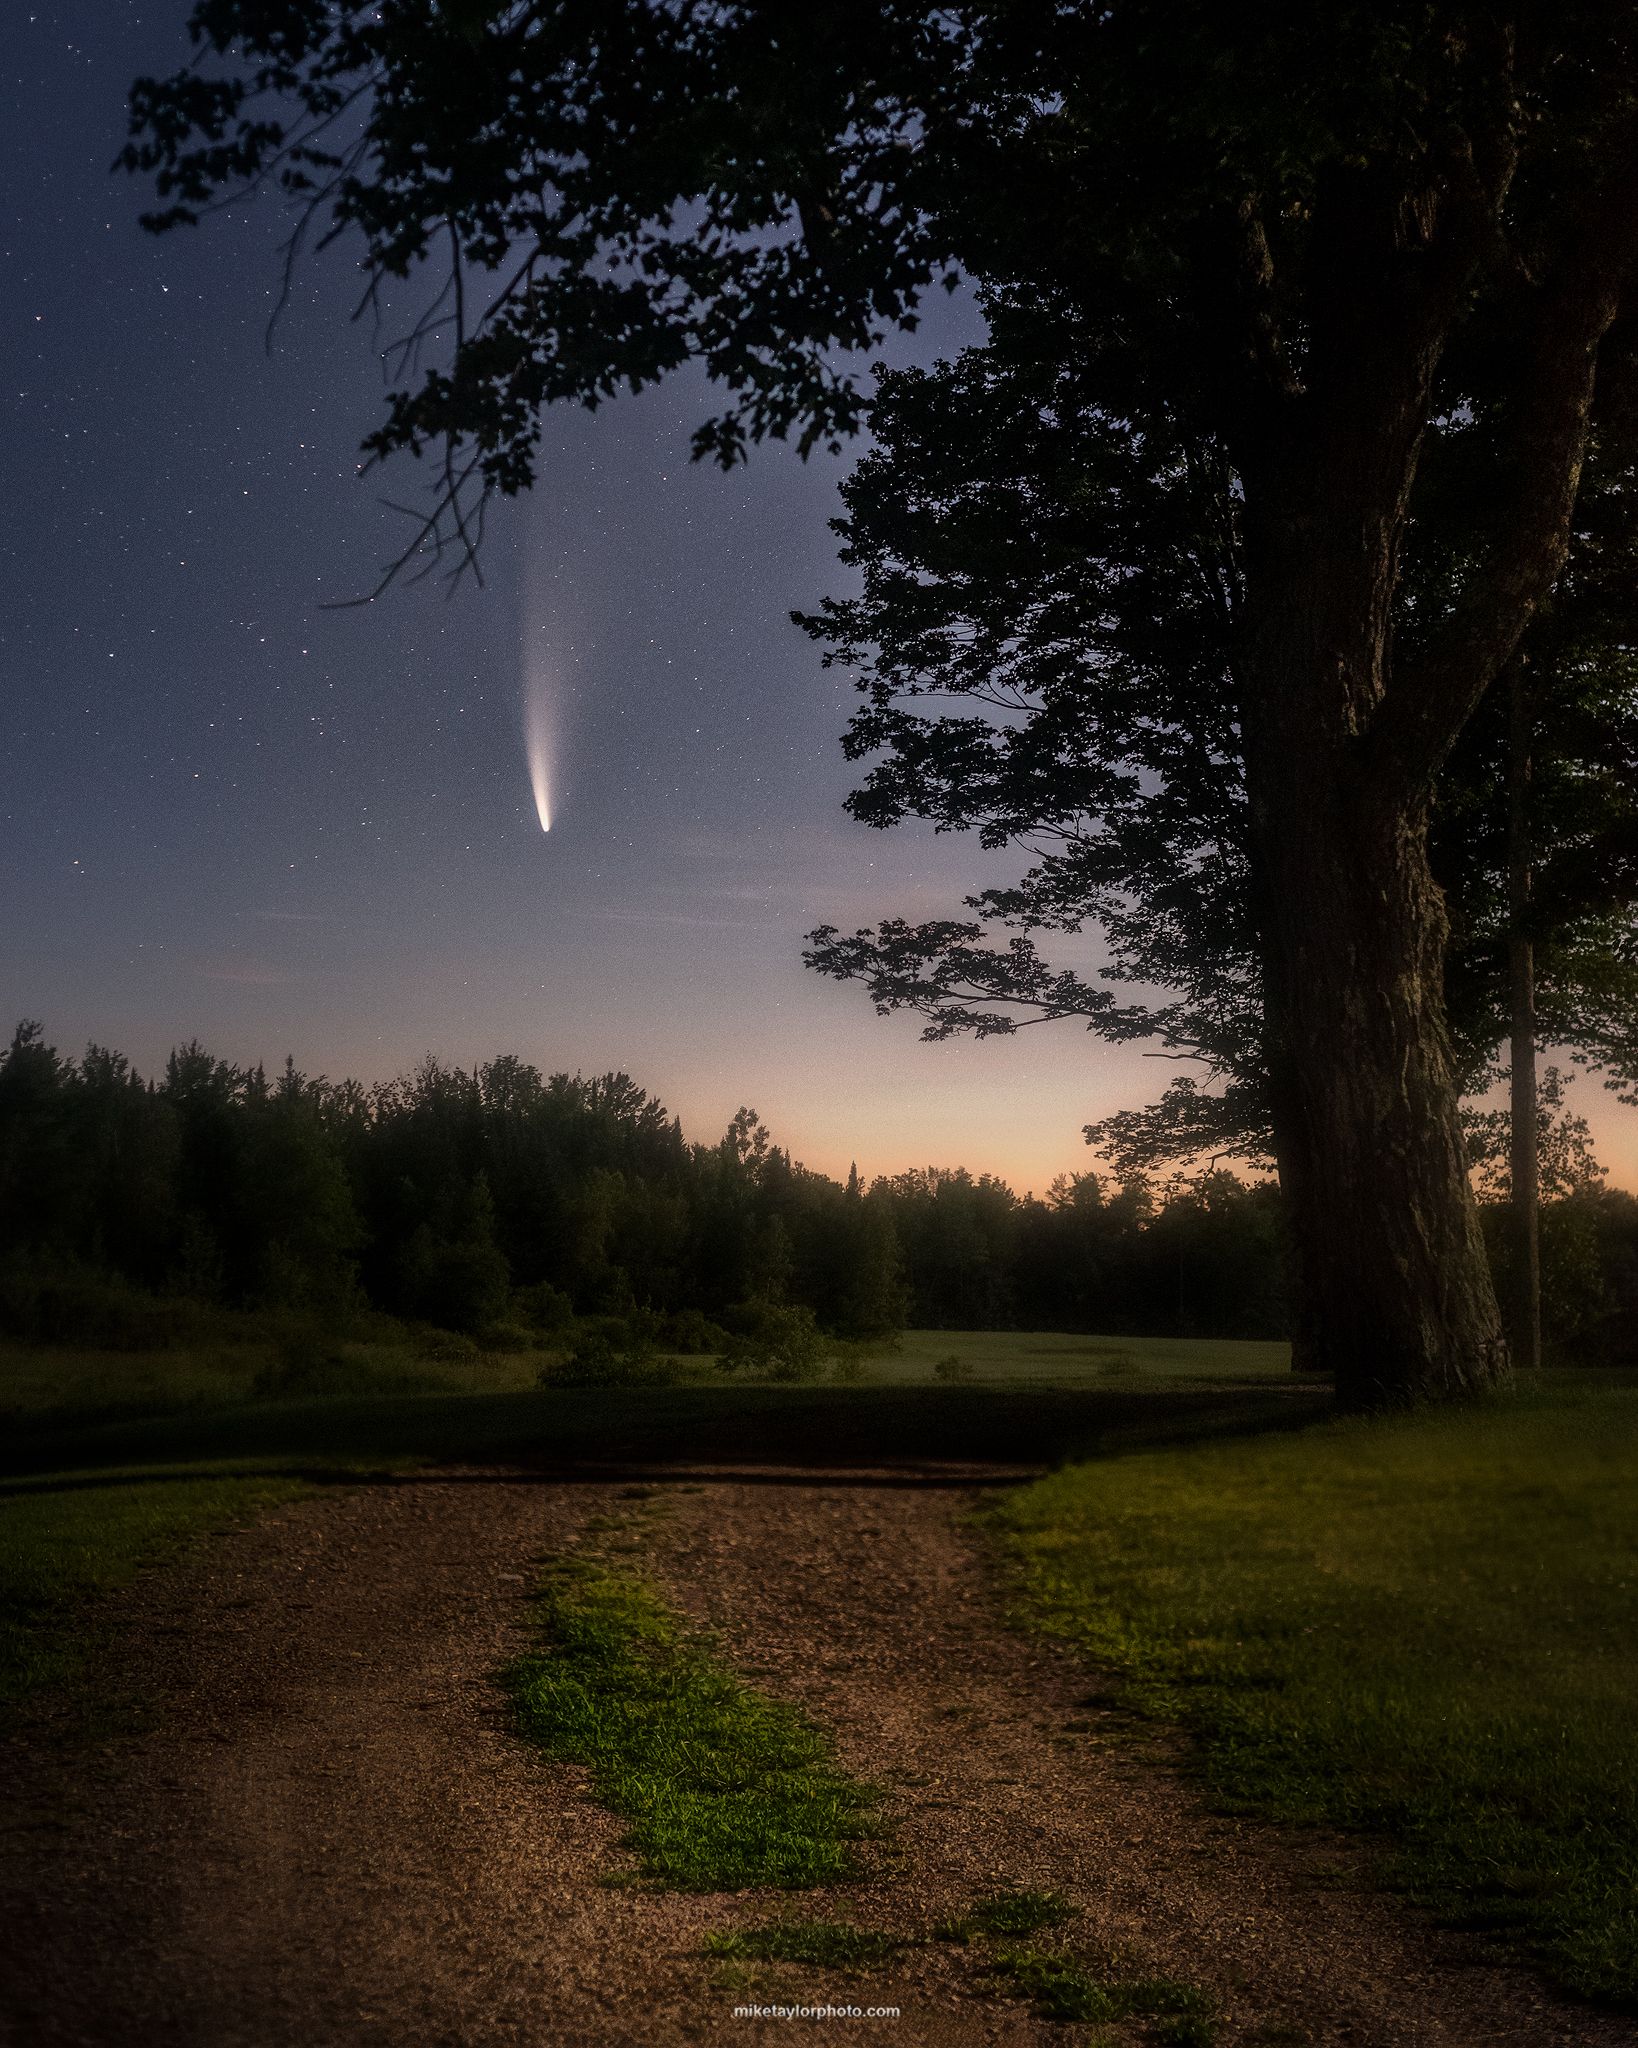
[{"x1": 7, "y1": 4, "x2": 1636, "y2": 1192}]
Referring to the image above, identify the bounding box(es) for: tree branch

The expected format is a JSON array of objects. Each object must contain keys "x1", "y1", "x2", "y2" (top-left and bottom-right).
[{"x1": 1363, "y1": 139, "x2": 1638, "y2": 801}]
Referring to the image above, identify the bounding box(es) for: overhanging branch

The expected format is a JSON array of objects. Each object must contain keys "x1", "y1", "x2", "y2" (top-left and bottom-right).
[{"x1": 1362, "y1": 141, "x2": 1638, "y2": 801}]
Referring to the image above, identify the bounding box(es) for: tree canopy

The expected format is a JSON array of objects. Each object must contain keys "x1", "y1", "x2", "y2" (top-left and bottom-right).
[{"x1": 800, "y1": 282, "x2": 1638, "y2": 1175}]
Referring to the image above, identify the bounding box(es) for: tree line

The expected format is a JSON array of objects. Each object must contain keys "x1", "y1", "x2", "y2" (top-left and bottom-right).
[{"x1": 2, "y1": 1023, "x2": 1633, "y2": 1364}]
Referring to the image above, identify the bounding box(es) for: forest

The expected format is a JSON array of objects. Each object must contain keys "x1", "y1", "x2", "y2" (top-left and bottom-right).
[{"x1": 3, "y1": 1021, "x2": 1633, "y2": 1366}]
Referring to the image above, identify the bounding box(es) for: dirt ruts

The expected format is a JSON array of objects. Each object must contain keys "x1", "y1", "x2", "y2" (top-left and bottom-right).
[{"x1": 1, "y1": 1462, "x2": 1632, "y2": 2047}]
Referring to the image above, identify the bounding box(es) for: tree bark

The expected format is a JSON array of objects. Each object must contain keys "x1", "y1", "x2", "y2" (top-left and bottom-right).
[
  {"x1": 1508, "y1": 660, "x2": 1543, "y2": 1373},
  {"x1": 1237, "y1": 452, "x2": 1511, "y2": 1409},
  {"x1": 1247, "y1": 766, "x2": 1509, "y2": 1406}
]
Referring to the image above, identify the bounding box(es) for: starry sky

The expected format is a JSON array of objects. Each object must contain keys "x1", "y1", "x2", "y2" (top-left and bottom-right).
[{"x1": 6, "y1": 4, "x2": 1636, "y2": 1193}]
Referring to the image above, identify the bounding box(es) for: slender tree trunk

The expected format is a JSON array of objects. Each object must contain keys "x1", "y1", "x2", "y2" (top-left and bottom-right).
[{"x1": 1507, "y1": 661, "x2": 1542, "y2": 1373}]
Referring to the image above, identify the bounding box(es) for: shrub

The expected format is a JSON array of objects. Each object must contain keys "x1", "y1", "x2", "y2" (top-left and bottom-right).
[
  {"x1": 252, "y1": 1325, "x2": 442, "y2": 1399},
  {"x1": 475, "y1": 1320, "x2": 537, "y2": 1354},
  {"x1": 514, "y1": 1281, "x2": 574, "y2": 1333},
  {"x1": 660, "y1": 1307, "x2": 732, "y2": 1355},
  {"x1": 719, "y1": 1299, "x2": 827, "y2": 1382},
  {"x1": 0, "y1": 1264, "x2": 213, "y2": 1352},
  {"x1": 933, "y1": 1351, "x2": 973, "y2": 1383},
  {"x1": 538, "y1": 1320, "x2": 685, "y2": 1388},
  {"x1": 411, "y1": 1325, "x2": 480, "y2": 1364}
]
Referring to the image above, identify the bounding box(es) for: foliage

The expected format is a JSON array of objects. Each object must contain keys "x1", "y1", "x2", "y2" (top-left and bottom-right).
[
  {"x1": 8, "y1": 1022, "x2": 1636, "y2": 1356},
  {"x1": 1462, "y1": 1063, "x2": 1606, "y2": 1201},
  {"x1": 718, "y1": 1298, "x2": 827, "y2": 1381},
  {"x1": 119, "y1": 5, "x2": 1638, "y2": 1403},
  {"x1": 1481, "y1": 1188, "x2": 1638, "y2": 1365},
  {"x1": 800, "y1": 287, "x2": 1638, "y2": 1170},
  {"x1": 997, "y1": 1387, "x2": 1638, "y2": 2006}
]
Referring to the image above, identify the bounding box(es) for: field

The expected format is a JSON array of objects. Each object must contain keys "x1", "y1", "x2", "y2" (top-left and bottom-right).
[{"x1": 3, "y1": 1326, "x2": 1636, "y2": 2029}]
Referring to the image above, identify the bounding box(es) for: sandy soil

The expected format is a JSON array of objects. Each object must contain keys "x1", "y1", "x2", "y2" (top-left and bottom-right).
[{"x1": 1, "y1": 1460, "x2": 1632, "y2": 2048}]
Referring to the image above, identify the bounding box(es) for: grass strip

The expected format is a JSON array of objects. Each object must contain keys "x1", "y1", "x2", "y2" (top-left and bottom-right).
[
  {"x1": 703, "y1": 1919, "x2": 903, "y2": 1968},
  {"x1": 503, "y1": 1555, "x2": 879, "y2": 1889},
  {"x1": 985, "y1": 1944, "x2": 1216, "y2": 2034},
  {"x1": 995, "y1": 1383, "x2": 1638, "y2": 2008},
  {"x1": 936, "y1": 1888, "x2": 1074, "y2": 1942}
]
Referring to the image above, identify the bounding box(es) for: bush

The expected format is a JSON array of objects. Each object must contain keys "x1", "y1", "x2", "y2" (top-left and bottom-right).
[
  {"x1": 933, "y1": 1351, "x2": 973, "y2": 1383},
  {"x1": 659, "y1": 1307, "x2": 732, "y2": 1355},
  {"x1": 719, "y1": 1299, "x2": 827, "y2": 1382},
  {"x1": 475, "y1": 1320, "x2": 537, "y2": 1354},
  {"x1": 514, "y1": 1281, "x2": 574, "y2": 1333},
  {"x1": 251, "y1": 1325, "x2": 443, "y2": 1400},
  {"x1": 539, "y1": 1334, "x2": 683, "y2": 1389},
  {"x1": 411, "y1": 1325, "x2": 480, "y2": 1364},
  {"x1": 0, "y1": 1265, "x2": 214, "y2": 1352},
  {"x1": 535, "y1": 1310, "x2": 729, "y2": 1388},
  {"x1": 539, "y1": 1319, "x2": 645, "y2": 1387}
]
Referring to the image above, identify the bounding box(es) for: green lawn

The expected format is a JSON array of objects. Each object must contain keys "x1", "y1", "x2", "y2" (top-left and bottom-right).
[
  {"x1": 0, "y1": 1466, "x2": 313, "y2": 1718},
  {"x1": 0, "y1": 1333, "x2": 530, "y2": 1724},
  {"x1": 996, "y1": 1382, "x2": 1638, "y2": 2007}
]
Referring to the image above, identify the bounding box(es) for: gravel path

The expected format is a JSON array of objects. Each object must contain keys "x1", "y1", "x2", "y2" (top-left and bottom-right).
[{"x1": 1, "y1": 1462, "x2": 1632, "y2": 2047}]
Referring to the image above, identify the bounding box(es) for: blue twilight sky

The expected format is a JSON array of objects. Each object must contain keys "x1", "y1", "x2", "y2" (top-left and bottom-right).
[{"x1": 5, "y1": 3, "x2": 1635, "y2": 1193}]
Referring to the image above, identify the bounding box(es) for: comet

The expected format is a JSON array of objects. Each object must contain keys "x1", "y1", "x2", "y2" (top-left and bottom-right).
[
  {"x1": 521, "y1": 540, "x2": 571, "y2": 833},
  {"x1": 524, "y1": 672, "x2": 553, "y2": 832}
]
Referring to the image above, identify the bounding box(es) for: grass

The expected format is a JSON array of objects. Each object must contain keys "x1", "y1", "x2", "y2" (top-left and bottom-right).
[
  {"x1": 702, "y1": 1919, "x2": 904, "y2": 1968},
  {"x1": 702, "y1": 1890, "x2": 1219, "y2": 2035},
  {"x1": 927, "y1": 1891, "x2": 1217, "y2": 2034},
  {"x1": 0, "y1": 1466, "x2": 312, "y2": 1719},
  {"x1": 987, "y1": 1947, "x2": 1216, "y2": 2031},
  {"x1": 502, "y1": 1555, "x2": 880, "y2": 1888},
  {"x1": 0, "y1": 1330, "x2": 517, "y2": 1727},
  {"x1": 0, "y1": 1329, "x2": 543, "y2": 1424},
  {"x1": 871, "y1": 1329, "x2": 1292, "y2": 1389},
  {"x1": 936, "y1": 1888, "x2": 1074, "y2": 1942},
  {"x1": 996, "y1": 1380, "x2": 1638, "y2": 2008}
]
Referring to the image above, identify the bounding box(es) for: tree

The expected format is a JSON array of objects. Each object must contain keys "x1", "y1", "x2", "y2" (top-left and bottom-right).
[
  {"x1": 124, "y1": 6, "x2": 1638, "y2": 1405},
  {"x1": 801, "y1": 282, "x2": 1638, "y2": 1365}
]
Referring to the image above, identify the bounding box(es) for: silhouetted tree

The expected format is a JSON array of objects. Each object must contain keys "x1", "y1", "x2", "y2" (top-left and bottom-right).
[{"x1": 124, "y1": 7, "x2": 1638, "y2": 1404}]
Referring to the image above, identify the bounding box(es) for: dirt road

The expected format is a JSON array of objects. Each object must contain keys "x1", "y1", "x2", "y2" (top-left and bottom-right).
[{"x1": 1, "y1": 1463, "x2": 1629, "y2": 2047}]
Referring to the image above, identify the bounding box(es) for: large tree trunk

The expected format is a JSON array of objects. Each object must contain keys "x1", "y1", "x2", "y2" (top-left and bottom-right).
[
  {"x1": 1249, "y1": 765, "x2": 1509, "y2": 1406},
  {"x1": 1238, "y1": 491, "x2": 1511, "y2": 1409},
  {"x1": 1205, "y1": 147, "x2": 1633, "y2": 1407}
]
